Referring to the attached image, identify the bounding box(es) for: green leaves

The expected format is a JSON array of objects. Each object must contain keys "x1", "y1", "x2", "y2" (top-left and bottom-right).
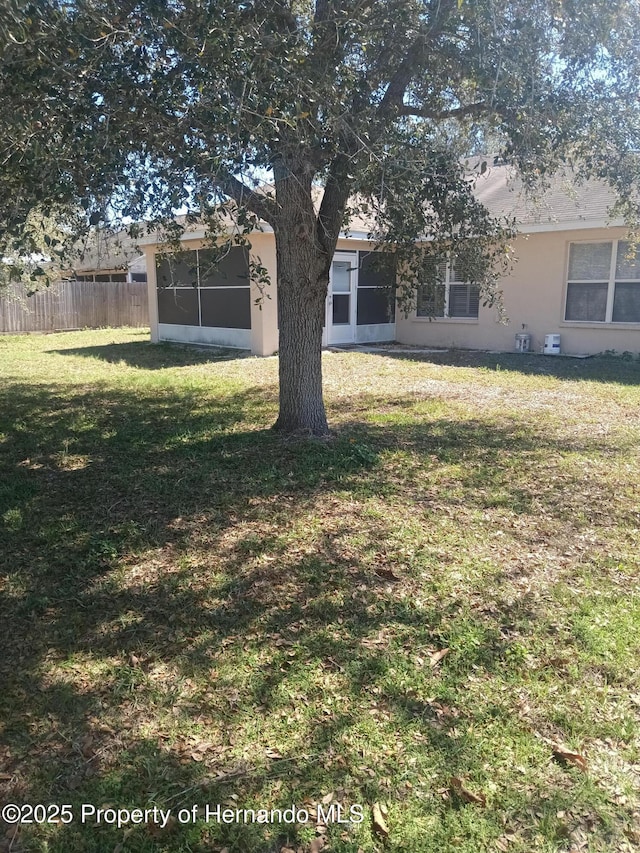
[{"x1": 1, "y1": 0, "x2": 639, "y2": 303}]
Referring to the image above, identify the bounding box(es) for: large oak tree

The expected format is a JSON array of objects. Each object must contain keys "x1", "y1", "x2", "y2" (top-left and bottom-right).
[{"x1": 1, "y1": 0, "x2": 639, "y2": 433}]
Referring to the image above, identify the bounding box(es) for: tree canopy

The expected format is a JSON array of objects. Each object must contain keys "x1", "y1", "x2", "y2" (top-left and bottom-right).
[{"x1": 1, "y1": 0, "x2": 639, "y2": 431}]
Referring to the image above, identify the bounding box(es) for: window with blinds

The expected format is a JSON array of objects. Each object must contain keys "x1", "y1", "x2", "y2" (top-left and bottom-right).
[
  {"x1": 565, "y1": 241, "x2": 640, "y2": 324},
  {"x1": 416, "y1": 258, "x2": 479, "y2": 319}
]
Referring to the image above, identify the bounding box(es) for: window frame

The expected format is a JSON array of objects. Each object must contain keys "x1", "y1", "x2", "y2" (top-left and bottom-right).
[
  {"x1": 415, "y1": 258, "x2": 480, "y2": 321},
  {"x1": 564, "y1": 239, "x2": 640, "y2": 325},
  {"x1": 155, "y1": 246, "x2": 252, "y2": 330}
]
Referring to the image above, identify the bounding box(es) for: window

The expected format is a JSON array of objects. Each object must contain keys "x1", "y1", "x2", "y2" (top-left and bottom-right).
[
  {"x1": 356, "y1": 251, "x2": 396, "y2": 325},
  {"x1": 416, "y1": 259, "x2": 480, "y2": 319},
  {"x1": 156, "y1": 247, "x2": 251, "y2": 329},
  {"x1": 96, "y1": 273, "x2": 127, "y2": 282},
  {"x1": 565, "y1": 241, "x2": 640, "y2": 323},
  {"x1": 74, "y1": 272, "x2": 129, "y2": 283},
  {"x1": 613, "y1": 241, "x2": 640, "y2": 322}
]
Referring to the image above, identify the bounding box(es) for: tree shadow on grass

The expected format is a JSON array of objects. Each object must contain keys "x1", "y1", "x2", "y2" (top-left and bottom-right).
[
  {"x1": 366, "y1": 347, "x2": 640, "y2": 386},
  {"x1": 1, "y1": 377, "x2": 635, "y2": 851},
  {"x1": 47, "y1": 340, "x2": 251, "y2": 370}
]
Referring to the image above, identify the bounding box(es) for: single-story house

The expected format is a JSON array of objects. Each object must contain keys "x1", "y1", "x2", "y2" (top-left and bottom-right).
[
  {"x1": 70, "y1": 230, "x2": 148, "y2": 284},
  {"x1": 138, "y1": 162, "x2": 640, "y2": 356}
]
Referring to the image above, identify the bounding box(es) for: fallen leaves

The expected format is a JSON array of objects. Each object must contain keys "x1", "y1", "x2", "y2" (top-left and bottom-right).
[
  {"x1": 147, "y1": 815, "x2": 178, "y2": 838},
  {"x1": 551, "y1": 744, "x2": 588, "y2": 772},
  {"x1": 265, "y1": 747, "x2": 285, "y2": 760},
  {"x1": 361, "y1": 629, "x2": 391, "y2": 649},
  {"x1": 450, "y1": 776, "x2": 487, "y2": 807},
  {"x1": 428, "y1": 648, "x2": 450, "y2": 667},
  {"x1": 373, "y1": 566, "x2": 401, "y2": 582},
  {"x1": 76, "y1": 733, "x2": 95, "y2": 760},
  {"x1": 372, "y1": 801, "x2": 389, "y2": 839}
]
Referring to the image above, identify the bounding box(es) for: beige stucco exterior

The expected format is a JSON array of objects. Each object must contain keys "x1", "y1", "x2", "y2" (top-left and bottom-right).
[
  {"x1": 143, "y1": 222, "x2": 640, "y2": 358},
  {"x1": 145, "y1": 234, "x2": 280, "y2": 356},
  {"x1": 396, "y1": 225, "x2": 640, "y2": 355},
  {"x1": 250, "y1": 232, "x2": 393, "y2": 355},
  {"x1": 144, "y1": 230, "x2": 394, "y2": 356}
]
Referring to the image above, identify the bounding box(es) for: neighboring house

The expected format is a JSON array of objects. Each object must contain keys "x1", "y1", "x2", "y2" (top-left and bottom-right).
[
  {"x1": 0, "y1": 230, "x2": 149, "y2": 334},
  {"x1": 138, "y1": 163, "x2": 640, "y2": 356},
  {"x1": 70, "y1": 230, "x2": 148, "y2": 284}
]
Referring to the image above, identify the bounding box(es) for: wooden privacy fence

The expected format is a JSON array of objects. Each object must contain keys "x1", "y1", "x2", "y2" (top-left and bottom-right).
[{"x1": 0, "y1": 279, "x2": 149, "y2": 333}]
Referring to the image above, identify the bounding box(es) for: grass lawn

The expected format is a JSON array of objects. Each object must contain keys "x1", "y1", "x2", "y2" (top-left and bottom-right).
[{"x1": 1, "y1": 327, "x2": 639, "y2": 853}]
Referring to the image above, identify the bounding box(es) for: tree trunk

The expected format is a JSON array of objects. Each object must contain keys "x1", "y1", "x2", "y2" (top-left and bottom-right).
[
  {"x1": 269, "y1": 154, "x2": 344, "y2": 437},
  {"x1": 272, "y1": 228, "x2": 330, "y2": 435}
]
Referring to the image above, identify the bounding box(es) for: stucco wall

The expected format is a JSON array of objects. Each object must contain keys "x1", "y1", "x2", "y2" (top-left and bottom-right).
[
  {"x1": 395, "y1": 226, "x2": 640, "y2": 355},
  {"x1": 146, "y1": 236, "x2": 279, "y2": 356},
  {"x1": 146, "y1": 225, "x2": 640, "y2": 357},
  {"x1": 250, "y1": 234, "x2": 390, "y2": 355},
  {"x1": 247, "y1": 232, "x2": 278, "y2": 356}
]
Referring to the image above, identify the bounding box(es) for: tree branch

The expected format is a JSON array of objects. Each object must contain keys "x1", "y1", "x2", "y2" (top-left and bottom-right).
[
  {"x1": 397, "y1": 102, "x2": 490, "y2": 121},
  {"x1": 316, "y1": 153, "x2": 351, "y2": 257},
  {"x1": 314, "y1": 0, "x2": 332, "y2": 23},
  {"x1": 214, "y1": 174, "x2": 277, "y2": 224},
  {"x1": 245, "y1": 1, "x2": 297, "y2": 34},
  {"x1": 376, "y1": 0, "x2": 458, "y2": 120}
]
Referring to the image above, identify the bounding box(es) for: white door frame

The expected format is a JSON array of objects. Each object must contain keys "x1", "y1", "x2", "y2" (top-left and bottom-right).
[{"x1": 324, "y1": 251, "x2": 358, "y2": 346}]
